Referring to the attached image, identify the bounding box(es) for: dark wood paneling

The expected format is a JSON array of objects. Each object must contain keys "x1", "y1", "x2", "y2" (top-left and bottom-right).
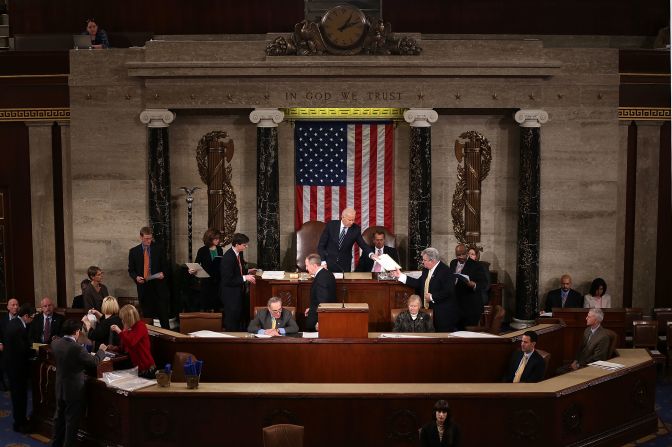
[
  {"x1": 8, "y1": 0, "x2": 669, "y2": 36},
  {"x1": 9, "y1": 0, "x2": 304, "y2": 35},
  {"x1": 0, "y1": 123, "x2": 34, "y2": 304},
  {"x1": 620, "y1": 49, "x2": 671, "y2": 73},
  {"x1": 654, "y1": 121, "x2": 671, "y2": 308},
  {"x1": 0, "y1": 51, "x2": 69, "y2": 76},
  {"x1": 619, "y1": 83, "x2": 671, "y2": 108},
  {"x1": 52, "y1": 123, "x2": 66, "y2": 307},
  {"x1": 622, "y1": 121, "x2": 637, "y2": 308}
]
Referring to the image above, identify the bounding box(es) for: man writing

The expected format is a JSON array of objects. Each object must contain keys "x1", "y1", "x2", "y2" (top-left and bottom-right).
[
  {"x1": 248, "y1": 296, "x2": 299, "y2": 336},
  {"x1": 543, "y1": 274, "x2": 583, "y2": 313},
  {"x1": 505, "y1": 330, "x2": 545, "y2": 383},
  {"x1": 317, "y1": 208, "x2": 375, "y2": 272},
  {"x1": 356, "y1": 230, "x2": 399, "y2": 272},
  {"x1": 51, "y1": 319, "x2": 107, "y2": 447},
  {"x1": 128, "y1": 226, "x2": 171, "y2": 328},
  {"x1": 304, "y1": 253, "x2": 337, "y2": 331}
]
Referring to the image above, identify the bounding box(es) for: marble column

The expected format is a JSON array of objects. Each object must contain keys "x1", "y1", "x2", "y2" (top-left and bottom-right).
[
  {"x1": 404, "y1": 108, "x2": 438, "y2": 268},
  {"x1": 139, "y1": 109, "x2": 176, "y2": 266},
  {"x1": 513, "y1": 109, "x2": 548, "y2": 326},
  {"x1": 249, "y1": 108, "x2": 284, "y2": 270}
]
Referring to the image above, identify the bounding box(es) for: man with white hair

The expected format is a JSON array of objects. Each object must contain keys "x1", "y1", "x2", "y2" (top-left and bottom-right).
[
  {"x1": 317, "y1": 208, "x2": 375, "y2": 272},
  {"x1": 392, "y1": 247, "x2": 459, "y2": 332},
  {"x1": 571, "y1": 308, "x2": 610, "y2": 370}
]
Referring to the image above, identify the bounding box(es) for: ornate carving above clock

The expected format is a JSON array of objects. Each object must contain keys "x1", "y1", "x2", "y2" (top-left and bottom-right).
[{"x1": 266, "y1": 4, "x2": 421, "y2": 56}]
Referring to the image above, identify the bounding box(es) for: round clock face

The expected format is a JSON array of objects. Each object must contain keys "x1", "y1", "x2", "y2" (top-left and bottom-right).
[{"x1": 321, "y1": 5, "x2": 368, "y2": 49}]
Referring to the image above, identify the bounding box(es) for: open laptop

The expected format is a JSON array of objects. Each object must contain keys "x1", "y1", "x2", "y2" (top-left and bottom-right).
[{"x1": 72, "y1": 34, "x2": 93, "y2": 49}]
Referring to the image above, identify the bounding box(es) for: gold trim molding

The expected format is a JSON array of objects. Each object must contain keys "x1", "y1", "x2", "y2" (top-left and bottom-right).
[
  {"x1": 618, "y1": 107, "x2": 670, "y2": 121},
  {"x1": 0, "y1": 108, "x2": 70, "y2": 122},
  {"x1": 283, "y1": 108, "x2": 405, "y2": 121}
]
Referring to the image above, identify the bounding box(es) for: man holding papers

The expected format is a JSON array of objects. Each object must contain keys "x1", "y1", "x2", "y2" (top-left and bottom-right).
[
  {"x1": 356, "y1": 230, "x2": 400, "y2": 272},
  {"x1": 392, "y1": 248, "x2": 459, "y2": 332},
  {"x1": 128, "y1": 226, "x2": 171, "y2": 328},
  {"x1": 248, "y1": 297, "x2": 298, "y2": 336},
  {"x1": 449, "y1": 244, "x2": 487, "y2": 329}
]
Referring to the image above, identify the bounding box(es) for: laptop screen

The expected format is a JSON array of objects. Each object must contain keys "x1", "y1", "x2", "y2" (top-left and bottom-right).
[{"x1": 73, "y1": 35, "x2": 92, "y2": 49}]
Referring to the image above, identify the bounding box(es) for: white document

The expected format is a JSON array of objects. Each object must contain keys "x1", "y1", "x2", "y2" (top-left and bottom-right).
[
  {"x1": 376, "y1": 254, "x2": 402, "y2": 271},
  {"x1": 450, "y1": 331, "x2": 500, "y2": 338},
  {"x1": 254, "y1": 333, "x2": 273, "y2": 338},
  {"x1": 405, "y1": 271, "x2": 422, "y2": 279},
  {"x1": 539, "y1": 312, "x2": 553, "y2": 317},
  {"x1": 189, "y1": 330, "x2": 237, "y2": 338},
  {"x1": 378, "y1": 333, "x2": 432, "y2": 338},
  {"x1": 332, "y1": 273, "x2": 344, "y2": 279},
  {"x1": 589, "y1": 360, "x2": 625, "y2": 370},
  {"x1": 302, "y1": 332, "x2": 319, "y2": 338},
  {"x1": 185, "y1": 263, "x2": 210, "y2": 278},
  {"x1": 261, "y1": 271, "x2": 286, "y2": 280},
  {"x1": 146, "y1": 272, "x2": 163, "y2": 281}
]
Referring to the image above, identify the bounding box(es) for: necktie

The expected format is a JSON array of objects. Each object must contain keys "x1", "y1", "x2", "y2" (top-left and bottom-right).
[
  {"x1": 338, "y1": 227, "x2": 346, "y2": 248},
  {"x1": 513, "y1": 354, "x2": 528, "y2": 383},
  {"x1": 561, "y1": 295, "x2": 567, "y2": 307},
  {"x1": 373, "y1": 249, "x2": 382, "y2": 272},
  {"x1": 143, "y1": 246, "x2": 150, "y2": 278},
  {"x1": 271, "y1": 318, "x2": 277, "y2": 330},
  {"x1": 237, "y1": 254, "x2": 243, "y2": 275},
  {"x1": 423, "y1": 271, "x2": 432, "y2": 309},
  {"x1": 44, "y1": 316, "x2": 51, "y2": 343}
]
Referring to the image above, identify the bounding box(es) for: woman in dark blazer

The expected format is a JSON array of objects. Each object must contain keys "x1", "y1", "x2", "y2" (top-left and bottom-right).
[
  {"x1": 420, "y1": 400, "x2": 460, "y2": 447},
  {"x1": 393, "y1": 294, "x2": 434, "y2": 333},
  {"x1": 83, "y1": 296, "x2": 122, "y2": 350},
  {"x1": 190, "y1": 228, "x2": 224, "y2": 311}
]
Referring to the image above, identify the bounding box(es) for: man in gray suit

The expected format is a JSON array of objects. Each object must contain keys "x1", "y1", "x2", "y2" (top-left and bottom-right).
[
  {"x1": 247, "y1": 296, "x2": 299, "y2": 336},
  {"x1": 51, "y1": 319, "x2": 107, "y2": 447},
  {"x1": 571, "y1": 308, "x2": 611, "y2": 370}
]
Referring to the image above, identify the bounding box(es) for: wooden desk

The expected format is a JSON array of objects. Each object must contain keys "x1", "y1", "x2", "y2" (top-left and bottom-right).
[
  {"x1": 318, "y1": 303, "x2": 369, "y2": 338},
  {"x1": 147, "y1": 324, "x2": 564, "y2": 383},
  {"x1": 550, "y1": 308, "x2": 626, "y2": 364},
  {"x1": 78, "y1": 349, "x2": 655, "y2": 447}
]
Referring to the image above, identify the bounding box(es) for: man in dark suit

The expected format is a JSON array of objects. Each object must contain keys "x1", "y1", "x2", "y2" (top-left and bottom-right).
[
  {"x1": 392, "y1": 247, "x2": 459, "y2": 332},
  {"x1": 449, "y1": 244, "x2": 488, "y2": 329},
  {"x1": 544, "y1": 274, "x2": 583, "y2": 313},
  {"x1": 248, "y1": 296, "x2": 299, "y2": 336},
  {"x1": 355, "y1": 229, "x2": 400, "y2": 272},
  {"x1": 128, "y1": 226, "x2": 171, "y2": 328},
  {"x1": 571, "y1": 308, "x2": 611, "y2": 370},
  {"x1": 0, "y1": 297, "x2": 20, "y2": 391},
  {"x1": 29, "y1": 297, "x2": 64, "y2": 344},
  {"x1": 303, "y1": 253, "x2": 337, "y2": 332},
  {"x1": 317, "y1": 208, "x2": 375, "y2": 272},
  {"x1": 220, "y1": 233, "x2": 257, "y2": 331},
  {"x1": 505, "y1": 330, "x2": 546, "y2": 383},
  {"x1": 3, "y1": 303, "x2": 35, "y2": 433},
  {"x1": 51, "y1": 319, "x2": 107, "y2": 447}
]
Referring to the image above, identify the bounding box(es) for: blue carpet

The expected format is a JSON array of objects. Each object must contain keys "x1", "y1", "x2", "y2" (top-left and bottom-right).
[{"x1": 0, "y1": 380, "x2": 671, "y2": 446}]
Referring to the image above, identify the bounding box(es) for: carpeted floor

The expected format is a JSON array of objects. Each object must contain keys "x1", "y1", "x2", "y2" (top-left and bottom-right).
[{"x1": 1, "y1": 379, "x2": 671, "y2": 446}]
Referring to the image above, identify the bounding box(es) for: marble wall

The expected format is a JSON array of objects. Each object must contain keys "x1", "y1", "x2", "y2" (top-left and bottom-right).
[{"x1": 63, "y1": 36, "x2": 648, "y2": 311}]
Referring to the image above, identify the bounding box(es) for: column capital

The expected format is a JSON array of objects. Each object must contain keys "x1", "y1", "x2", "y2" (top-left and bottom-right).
[
  {"x1": 249, "y1": 108, "x2": 284, "y2": 127},
  {"x1": 140, "y1": 109, "x2": 176, "y2": 128},
  {"x1": 403, "y1": 108, "x2": 438, "y2": 127},
  {"x1": 514, "y1": 109, "x2": 549, "y2": 128}
]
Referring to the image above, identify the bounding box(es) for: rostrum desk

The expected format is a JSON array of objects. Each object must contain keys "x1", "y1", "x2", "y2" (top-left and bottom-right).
[{"x1": 31, "y1": 324, "x2": 657, "y2": 446}]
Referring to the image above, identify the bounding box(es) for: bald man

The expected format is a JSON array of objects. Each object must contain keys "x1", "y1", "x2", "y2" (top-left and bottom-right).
[
  {"x1": 29, "y1": 297, "x2": 64, "y2": 344},
  {"x1": 544, "y1": 274, "x2": 583, "y2": 313},
  {"x1": 317, "y1": 208, "x2": 374, "y2": 272}
]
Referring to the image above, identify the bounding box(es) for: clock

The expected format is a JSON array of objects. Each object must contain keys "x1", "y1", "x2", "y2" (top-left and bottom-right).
[{"x1": 320, "y1": 5, "x2": 368, "y2": 50}]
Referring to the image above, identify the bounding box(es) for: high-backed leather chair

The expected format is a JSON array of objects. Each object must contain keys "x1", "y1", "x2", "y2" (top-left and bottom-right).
[
  {"x1": 390, "y1": 308, "x2": 433, "y2": 328},
  {"x1": 624, "y1": 307, "x2": 643, "y2": 346},
  {"x1": 535, "y1": 348, "x2": 551, "y2": 380},
  {"x1": 653, "y1": 308, "x2": 672, "y2": 337},
  {"x1": 172, "y1": 352, "x2": 198, "y2": 382},
  {"x1": 361, "y1": 225, "x2": 396, "y2": 248},
  {"x1": 262, "y1": 424, "x2": 304, "y2": 447},
  {"x1": 254, "y1": 306, "x2": 296, "y2": 319},
  {"x1": 603, "y1": 328, "x2": 619, "y2": 359},
  {"x1": 632, "y1": 320, "x2": 666, "y2": 370},
  {"x1": 466, "y1": 305, "x2": 504, "y2": 335},
  {"x1": 296, "y1": 220, "x2": 326, "y2": 271},
  {"x1": 178, "y1": 312, "x2": 222, "y2": 334}
]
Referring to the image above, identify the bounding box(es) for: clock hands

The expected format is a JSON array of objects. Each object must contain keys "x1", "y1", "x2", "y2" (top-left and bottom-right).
[{"x1": 337, "y1": 13, "x2": 360, "y2": 32}]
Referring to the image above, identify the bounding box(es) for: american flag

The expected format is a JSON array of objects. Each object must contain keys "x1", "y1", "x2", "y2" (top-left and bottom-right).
[{"x1": 295, "y1": 121, "x2": 394, "y2": 237}]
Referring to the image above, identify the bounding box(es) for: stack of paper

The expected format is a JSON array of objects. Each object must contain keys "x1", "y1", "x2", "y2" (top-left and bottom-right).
[
  {"x1": 589, "y1": 360, "x2": 625, "y2": 370},
  {"x1": 261, "y1": 271, "x2": 286, "y2": 280},
  {"x1": 450, "y1": 331, "x2": 500, "y2": 338},
  {"x1": 378, "y1": 333, "x2": 432, "y2": 338},
  {"x1": 100, "y1": 369, "x2": 156, "y2": 392},
  {"x1": 189, "y1": 330, "x2": 237, "y2": 338}
]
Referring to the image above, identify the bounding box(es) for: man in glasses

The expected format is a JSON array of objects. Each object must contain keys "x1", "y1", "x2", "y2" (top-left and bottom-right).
[{"x1": 248, "y1": 296, "x2": 298, "y2": 336}]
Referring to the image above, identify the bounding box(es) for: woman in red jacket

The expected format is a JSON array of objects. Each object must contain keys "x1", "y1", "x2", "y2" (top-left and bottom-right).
[{"x1": 111, "y1": 304, "x2": 156, "y2": 378}]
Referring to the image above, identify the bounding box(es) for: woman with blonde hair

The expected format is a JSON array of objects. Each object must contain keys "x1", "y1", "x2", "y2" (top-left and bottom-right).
[
  {"x1": 110, "y1": 304, "x2": 156, "y2": 378},
  {"x1": 83, "y1": 296, "x2": 122, "y2": 350}
]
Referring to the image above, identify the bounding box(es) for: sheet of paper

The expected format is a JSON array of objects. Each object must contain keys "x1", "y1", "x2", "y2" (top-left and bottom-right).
[
  {"x1": 302, "y1": 332, "x2": 319, "y2": 338},
  {"x1": 332, "y1": 273, "x2": 344, "y2": 279},
  {"x1": 539, "y1": 312, "x2": 553, "y2": 317},
  {"x1": 188, "y1": 330, "x2": 237, "y2": 338},
  {"x1": 185, "y1": 263, "x2": 210, "y2": 278},
  {"x1": 146, "y1": 272, "x2": 162, "y2": 281},
  {"x1": 450, "y1": 331, "x2": 500, "y2": 338},
  {"x1": 261, "y1": 271, "x2": 286, "y2": 280},
  {"x1": 455, "y1": 273, "x2": 470, "y2": 282},
  {"x1": 378, "y1": 333, "x2": 432, "y2": 338},
  {"x1": 376, "y1": 254, "x2": 402, "y2": 271},
  {"x1": 405, "y1": 271, "x2": 422, "y2": 279},
  {"x1": 254, "y1": 333, "x2": 273, "y2": 338},
  {"x1": 589, "y1": 360, "x2": 625, "y2": 370}
]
